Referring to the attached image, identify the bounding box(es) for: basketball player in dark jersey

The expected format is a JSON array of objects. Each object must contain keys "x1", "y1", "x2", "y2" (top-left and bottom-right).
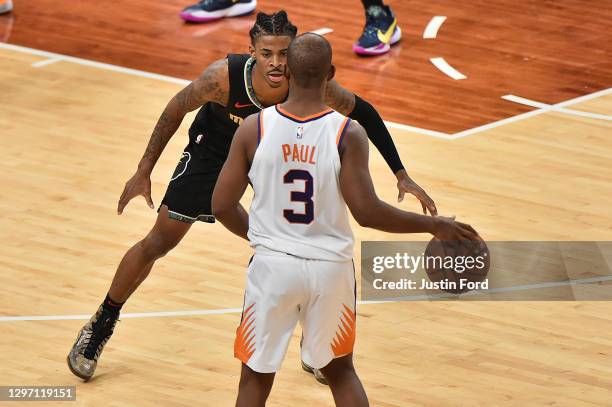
[{"x1": 67, "y1": 10, "x2": 437, "y2": 382}]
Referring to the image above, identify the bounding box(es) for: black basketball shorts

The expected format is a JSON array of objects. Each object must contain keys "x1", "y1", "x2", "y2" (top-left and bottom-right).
[{"x1": 159, "y1": 143, "x2": 223, "y2": 224}]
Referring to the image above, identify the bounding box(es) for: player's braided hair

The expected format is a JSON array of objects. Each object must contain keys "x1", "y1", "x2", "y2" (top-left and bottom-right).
[{"x1": 249, "y1": 11, "x2": 297, "y2": 44}]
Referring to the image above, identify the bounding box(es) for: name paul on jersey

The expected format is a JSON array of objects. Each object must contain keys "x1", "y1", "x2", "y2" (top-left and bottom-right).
[{"x1": 282, "y1": 144, "x2": 316, "y2": 164}]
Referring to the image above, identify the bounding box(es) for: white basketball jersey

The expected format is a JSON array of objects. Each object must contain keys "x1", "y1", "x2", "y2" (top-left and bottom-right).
[{"x1": 247, "y1": 105, "x2": 354, "y2": 261}]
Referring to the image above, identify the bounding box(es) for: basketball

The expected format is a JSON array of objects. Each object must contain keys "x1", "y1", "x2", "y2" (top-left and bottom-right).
[{"x1": 424, "y1": 236, "x2": 491, "y2": 294}]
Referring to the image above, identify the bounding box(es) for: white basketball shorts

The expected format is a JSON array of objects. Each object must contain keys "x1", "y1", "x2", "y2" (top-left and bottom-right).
[{"x1": 234, "y1": 249, "x2": 357, "y2": 373}]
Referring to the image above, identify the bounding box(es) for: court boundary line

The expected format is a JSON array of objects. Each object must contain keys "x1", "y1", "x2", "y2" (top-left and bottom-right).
[
  {"x1": 31, "y1": 56, "x2": 64, "y2": 68},
  {"x1": 0, "y1": 42, "x2": 610, "y2": 139},
  {"x1": 502, "y1": 94, "x2": 612, "y2": 121},
  {"x1": 452, "y1": 87, "x2": 612, "y2": 139},
  {"x1": 2, "y1": 275, "x2": 611, "y2": 322}
]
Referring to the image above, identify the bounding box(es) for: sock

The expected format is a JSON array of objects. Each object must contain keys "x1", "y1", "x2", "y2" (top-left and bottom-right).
[
  {"x1": 102, "y1": 293, "x2": 125, "y2": 314},
  {"x1": 361, "y1": 0, "x2": 384, "y2": 9}
]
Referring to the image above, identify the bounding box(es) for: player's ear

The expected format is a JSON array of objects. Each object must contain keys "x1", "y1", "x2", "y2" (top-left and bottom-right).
[
  {"x1": 249, "y1": 43, "x2": 256, "y2": 58},
  {"x1": 327, "y1": 64, "x2": 336, "y2": 82}
]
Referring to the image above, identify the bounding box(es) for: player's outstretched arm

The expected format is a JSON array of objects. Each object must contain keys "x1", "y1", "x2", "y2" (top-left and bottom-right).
[
  {"x1": 118, "y1": 58, "x2": 230, "y2": 214},
  {"x1": 339, "y1": 121, "x2": 476, "y2": 240},
  {"x1": 211, "y1": 114, "x2": 258, "y2": 240},
  {"x1": 325, "y1": 80, "x2": 437, "y2": 216}
]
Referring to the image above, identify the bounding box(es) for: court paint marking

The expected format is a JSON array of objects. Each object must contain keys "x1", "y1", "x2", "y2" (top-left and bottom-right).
[
  {"x1": 384, "y1": 121, "x2": 453, "y2": 140},
  {"x1": 31, "y1": 56, "x2": 64, "y2": 68},
  {"x1": 0, "y1": 308, "x2": 244, "y2": 322},
  {"x1": 502, "y1": 94, "x2": 612, "y2": 121},
  {"x1": 423, "y1": 16, "x2": 447, "y2": 39},
  {"x1": 430, "y1": 57, "x2": 467, "y2": 80},
  {"x1": 1, "y1": 43, "x2": 610, "y2": 140},
  {"x1": 309, "y1": 27, "x2": 334, "y2": 36},
  {"x1": 450, "y1": 87, "x2": 612, "y2": 139},
  {"x1": 0, "y1": 42, "x2": 190, "y2": 86},
  {"x1": 3, "y1": 275, "x2": 611, "y2": 322}
]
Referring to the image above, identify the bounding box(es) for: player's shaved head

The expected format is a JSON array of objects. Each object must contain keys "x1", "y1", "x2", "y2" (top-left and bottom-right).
[{"x1": 287, "y1": 33, "x2": 333, "y2": 88}]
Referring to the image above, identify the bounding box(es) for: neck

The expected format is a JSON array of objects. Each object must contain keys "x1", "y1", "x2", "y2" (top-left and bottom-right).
[{"x1": 281, "y1": 82, "x2": 327, "y2": 115}]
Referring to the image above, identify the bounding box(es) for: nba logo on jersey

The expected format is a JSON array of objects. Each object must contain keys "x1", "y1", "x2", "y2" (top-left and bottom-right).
[
  {"x1": 296, "y1": 126, "x2": 304, "y2": 139},
  {"x1": 196, "y1": 134, "x2": 204, "y2": 144}
]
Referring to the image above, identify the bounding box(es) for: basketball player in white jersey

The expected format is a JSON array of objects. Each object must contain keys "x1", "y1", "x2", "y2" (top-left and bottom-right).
[{"x1": 212, "y1": 33, "x2": 478, "y2": 407}]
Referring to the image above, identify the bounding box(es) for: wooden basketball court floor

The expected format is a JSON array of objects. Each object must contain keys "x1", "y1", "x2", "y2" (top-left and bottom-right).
[{"x1": 1, "y1": 1, "x2": 612, "y2": 406}]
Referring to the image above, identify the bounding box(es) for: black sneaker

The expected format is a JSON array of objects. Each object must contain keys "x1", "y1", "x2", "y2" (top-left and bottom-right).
[{"x1": 67, "y1": 305, "x2": 119, "y2": 381}]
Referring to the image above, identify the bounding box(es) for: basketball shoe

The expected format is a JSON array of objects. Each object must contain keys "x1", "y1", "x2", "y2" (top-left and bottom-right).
[
  {"x1": 180, "y1": 0, "x2": 256, "y2": 23},
  {"x1": 67, "y1": 305, "x2": 119, "y2": 381},
  {"x1": 299, "y1": 336, "x2": 328, "y2": 385},
  {"x1": 352, "y1": 5, "x2": 401, "y2": 56},
  {"x1": 301, "y1": 360, "x2": 329, "y2": 385},
  {"x1": 0, "y1": 0, "x2": 13, "y2": 15}
]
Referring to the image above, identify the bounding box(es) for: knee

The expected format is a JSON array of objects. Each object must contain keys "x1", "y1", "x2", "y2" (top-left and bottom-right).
[
  {"x1": 238, "y1": 364, "x2": 274, "y2": 398},
  {"x1": 140, "y1": 231, "x2": 178, "y2": 260},
  {"x1": 239, "y1": 365, "x2": 271, "y2": 388}
]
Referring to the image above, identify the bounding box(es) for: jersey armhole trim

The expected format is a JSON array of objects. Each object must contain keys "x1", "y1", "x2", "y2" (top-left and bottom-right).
[{"x1": 336, "y1": 117, "x2": 351, "y2": 147}]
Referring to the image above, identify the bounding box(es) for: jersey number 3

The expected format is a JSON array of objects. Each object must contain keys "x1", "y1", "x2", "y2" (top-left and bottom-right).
[{"x1": 283, "y1": 170, "x2": 314, "y2": 224}]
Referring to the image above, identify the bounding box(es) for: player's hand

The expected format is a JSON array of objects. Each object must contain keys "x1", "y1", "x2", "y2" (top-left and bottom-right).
[
  {"x1": 432, "y1": 216, "x2": 479, "y2": 241},
  {"x1": 396, "y1": 170, "x2": 437, "y2": 216},
  {"x1": 117, "y1": 171, "x2": 154, "y2": 215}
]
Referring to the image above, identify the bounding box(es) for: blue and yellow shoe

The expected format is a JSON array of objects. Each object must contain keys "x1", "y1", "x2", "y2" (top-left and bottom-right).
[
  {"x1": 352, "y1": 5, "x2": 401, "y2": 56},
  {"x1": 180, "y1": 0, "x2": 256, "y2": 23}
]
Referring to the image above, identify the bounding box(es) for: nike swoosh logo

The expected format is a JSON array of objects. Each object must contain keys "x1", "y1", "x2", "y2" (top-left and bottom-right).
[
  {"x1": 377, "y1": 18, "x2": 397, "y2": 44},
  {"x1": 235, "y1": 101, "x2": 255, "y2": 109}
]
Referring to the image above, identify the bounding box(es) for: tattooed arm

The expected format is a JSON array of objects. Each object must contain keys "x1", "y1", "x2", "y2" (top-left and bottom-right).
[{"x1": 117, "y1": 59, "x2": 229, "y2": 214}]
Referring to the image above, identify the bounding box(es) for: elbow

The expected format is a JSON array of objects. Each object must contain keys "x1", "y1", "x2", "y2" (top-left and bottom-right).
[
  {"x1": 211, "y1": 205, "x2": 221, "y2": 220},
  {"x1": 351, "y1": 207, "x2": 374, "y2": 228},
  {"x1": 355, "y1": 217, "x2": 372, "y2": 228},
  {"x1": 212, "y1": 205, "x2": 226, "y2": 221},
  {"x1": 350, "y1": 198, "x2": 382, "y2": 228},
  {"x1": 211, "y1": 197, "x2": 226, "y2": 221},
  {"x1": 355, "y1": 214, "x2": 374, "y2": 228},
  {"x1": 212, "y1": 208, "x2": 228, "y2": 224}
]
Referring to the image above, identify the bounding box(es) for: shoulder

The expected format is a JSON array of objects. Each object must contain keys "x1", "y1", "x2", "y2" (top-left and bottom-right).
[
  {"x1": 339, "y1": 119, "x2": 368, "y2": 156},
  {"x1": 191, "y1": 58, "x2": 229, "y2": 105},
  {"x1": 241, "y1": 112, "x2": 260, "y2": 129},
  {"x1": 235, "y1": 112, "x2": 261, "y2": 140},
  {"x1": 201, "y1": 58, "x2": 229, "y2": 81},
  {"x1": 345, "y1": 120, "x2": 367, "y2": 144}
]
